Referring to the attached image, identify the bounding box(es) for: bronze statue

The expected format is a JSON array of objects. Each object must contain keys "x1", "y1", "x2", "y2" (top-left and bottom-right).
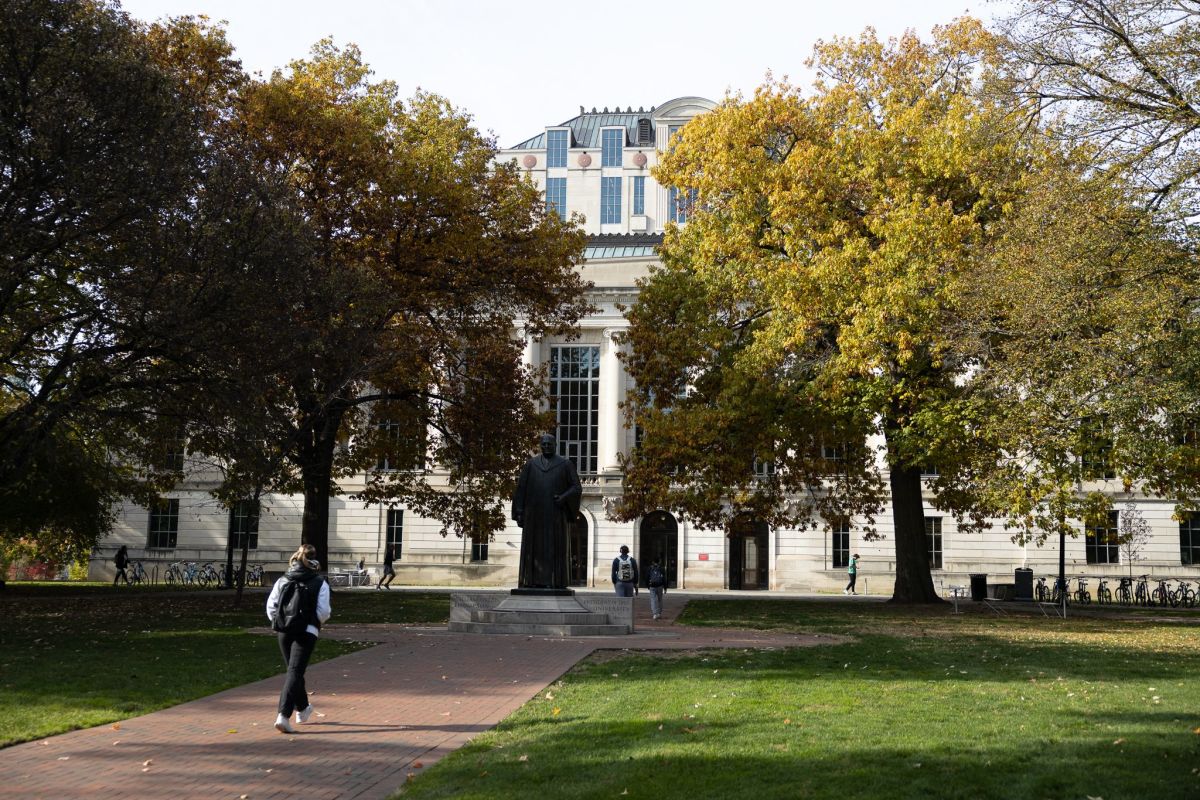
[{"x1": 511, "y1": 433, "x2": 582, "y2": 591}]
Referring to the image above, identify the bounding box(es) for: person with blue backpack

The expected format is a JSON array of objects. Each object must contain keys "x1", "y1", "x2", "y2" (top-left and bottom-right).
[
  {"x1": 266, "y1": 544, "x2": 331, "y2": 733},
  {"x1": 646, "y1": 558, "x2": 667, "y2": 620}
]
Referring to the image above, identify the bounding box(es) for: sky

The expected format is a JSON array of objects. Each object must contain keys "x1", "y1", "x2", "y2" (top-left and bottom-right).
[{"x1": 118, "y1": 0, "x2": 1007, "y2": 148}]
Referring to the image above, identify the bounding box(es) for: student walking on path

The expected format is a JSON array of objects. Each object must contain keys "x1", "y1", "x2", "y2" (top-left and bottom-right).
[
  {"x1": 378, "y1": 544, "x2": 395, "y2": 589},
  {"x1": 844, "y1": 553, "x2": 859, "y2": 595},
  {"x1": 612, "y1": 545, "x2": 639, "y2": 597},
  {"x1": 112, "y1": 545, "x2": 130, "y2": 586},
  {"x1": 646, "y1": 559, "x2": 667, "y2": 619},
  {"x1": 266, "y1": 544, "x2": 331, "y2": 733}
]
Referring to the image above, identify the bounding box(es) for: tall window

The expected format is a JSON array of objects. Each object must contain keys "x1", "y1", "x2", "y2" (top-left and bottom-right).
[
  {"x1": 1181, "y1": 512, "x2": 1200, "y2": 565},
  {"x1": 228, "y1": 499, "x2": 259, "y2": 550},
  {"x1": 546, "y1": 177, "x2": 566, "y2": 221},
  {"x1": 668, "y1": 187, "x2": 697, "y2": 223},
  {"x1": 925, "y1": 516, "x2": 943, "y2": 569},
  {"x1": 546, "y1": 129, "x2": 567, "y2": 168},
  {"x1": 602, "y1": 128, "x2": 624, "y2": 167},
  {"x1": 832, "y1": 519, "x2": 850, "y2": 569},
  {"x1": 1086, "y1": 510, "x2": 1120, "y2": 564},
  {"x1": 1080, "y1": 416, "x2": 1116, "y2": 480},
  {"x1": 471, "y1": 536, "x2": 489, "y2": 562},
  {"x1": 752, "y1": 456, "x2": 776, "y2": 478},
  {"x1": 148, "y1": 498, "x2": 179, "y2": 549},
  {"x1": 667, "y1": 124, "x2": 682, "y2": 150},
  {"x1": 632, "y1": 176, "x2": 645, "y2": 215},
  {"x1": 549, "y1": 345, "x2": 600, "y2": 474},
  {"x1": 601, "y1": 177, "x2": 622, "y2": 224},
  {"x1": 374, "y1": 416, "x2": 425, "y2": 473},
  {"x1": 386, "y1": 508, "x2": 403, "y2": 558}
]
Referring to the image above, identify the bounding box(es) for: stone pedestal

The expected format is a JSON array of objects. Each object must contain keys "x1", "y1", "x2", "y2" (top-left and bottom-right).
[{"x1": 448, "y1": 590, "x2": 633, "y2": 636}]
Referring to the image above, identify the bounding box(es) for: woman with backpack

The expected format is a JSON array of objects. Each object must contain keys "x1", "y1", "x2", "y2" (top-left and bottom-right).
[
  {"x1": 266, "y1": 544, "x2": 331, "y2": 733},
  {"x1": 112, "y1": 545, "x2": 130, "y2": 586}
]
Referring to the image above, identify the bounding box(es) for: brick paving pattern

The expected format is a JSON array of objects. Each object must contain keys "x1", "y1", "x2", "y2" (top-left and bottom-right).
[{"x1": 0, "y1": 594, "x2": 839, "y2": 800}]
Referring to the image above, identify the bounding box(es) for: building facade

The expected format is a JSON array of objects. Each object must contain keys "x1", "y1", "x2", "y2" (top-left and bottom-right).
[{"x1": 91, "y1": 97, "x2": 1200, "y2": 594}]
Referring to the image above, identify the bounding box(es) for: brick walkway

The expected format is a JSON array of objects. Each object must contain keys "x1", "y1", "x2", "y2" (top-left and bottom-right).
[{"x1": 0, "y1": 595, "x2": 841, "y2": 800}]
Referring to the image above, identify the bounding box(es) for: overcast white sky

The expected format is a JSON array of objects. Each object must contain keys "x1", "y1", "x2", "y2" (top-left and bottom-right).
[{"x1": 119, "y1": 0, "x2": 1007, "y2": 148}]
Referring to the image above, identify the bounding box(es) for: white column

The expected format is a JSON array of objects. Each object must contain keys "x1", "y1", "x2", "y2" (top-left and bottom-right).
[
  {"x1": 598, "y1": 328, "x2": 623, "y2": 473},
  {"x1": 521, "y1": 333, "x2": 540, "y2": 374}
]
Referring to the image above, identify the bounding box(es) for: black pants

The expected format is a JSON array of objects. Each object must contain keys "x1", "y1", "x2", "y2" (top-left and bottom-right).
[
  {"x1": 277, "y1": 630, "x2": 317, "y2": 716},
  {"x1": 846, "y1": 573, "x2": 857, "y2": 592},
  {"x1": 113, "y1": 567, "x2": 128, "y2": 585}
]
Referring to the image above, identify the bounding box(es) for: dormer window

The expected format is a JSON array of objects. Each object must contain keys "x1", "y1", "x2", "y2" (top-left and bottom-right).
[
  {"x1": 637, "y1": 118, "x2": 653, "y2": 145},
  {"x1": 547, "y1": 129, "x2": 568, "y2": 168},
  {"x1": 602, "y1": 128, "x2": 624, "y2": 167}
]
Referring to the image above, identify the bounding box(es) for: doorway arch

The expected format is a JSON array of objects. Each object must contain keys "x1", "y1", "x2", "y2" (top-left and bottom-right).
[{"x1": 639, "y1": 511, "x2": 678, "y2": 588}]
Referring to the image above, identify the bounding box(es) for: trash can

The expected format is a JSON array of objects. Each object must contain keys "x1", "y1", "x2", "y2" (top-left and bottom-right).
[
  {"x1": 1014, "y1": 568, "x2": 1033, "y2": 601},
  {"x1": 970, "y1": 573, "x2": 988, "y2": 601}
]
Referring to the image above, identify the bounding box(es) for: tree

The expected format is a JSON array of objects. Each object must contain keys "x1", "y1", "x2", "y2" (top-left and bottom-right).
[
  {"x1": 231, "y1": 42, "x2": 589, "y2": 568},
  {"x1": 1000, "y1": 0, "x2": 1200, "y2": 213},
  {"x1": 1118, "y1": 502, "x2": 1151, "y2": 577},
  {"x1": 620, "y1": 20, "x2": 1039, "y2": 602},
  {"x1": 0, "y1": 2, "x2": 286, "y2": 553}
]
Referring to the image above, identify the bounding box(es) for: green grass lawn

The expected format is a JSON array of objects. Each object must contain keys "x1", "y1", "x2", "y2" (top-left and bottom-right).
[
  {"x1": 0, "y1": 583, "x2": 450, "y2": 747},
  {"x1": 400, "y1": 599, "x2": 1200, "y2": 800}
]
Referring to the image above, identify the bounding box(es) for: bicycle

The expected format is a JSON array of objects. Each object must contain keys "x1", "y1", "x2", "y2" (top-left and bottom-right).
[
  {"x1": 164, "y1": 561, "x2": 184, "y2": 585},
  {"x1": 1096, "y1": 577, "x2": 1112, "y2": 605},
  {"x1": 1152, "y1": 577, "x2": 1172, "y2": 607},
  {"x1": 1051, "y1": 577, "x2": 1070, "y2": 606},
  {"x1": 197, "y1": 562, "x2": 219, "y2": 588},
  {"x1": 1073, "y1": 576, "x2": 1091, "y2": 605},
  {"x1": 1035, "y1": 576, "x2": 1050, "y2": 602},
  {"x1": 1116, "y1": 577, "x2": 1133, "y2": 606},
  {"x1": 1174, "y1": 580, "x2": 1197, "y2": 608},
  {"x1": 246, "y1": 564, "x2": 265, "y2": 587},
  {"x1": 1134, "y1": 575, "x2": 1151, "y2": 606},
  {"x1": 128, "y1": 561, "x2": 147, "y2": 585}
]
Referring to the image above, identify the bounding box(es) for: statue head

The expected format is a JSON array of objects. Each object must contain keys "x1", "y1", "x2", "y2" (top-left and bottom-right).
[{"x1": 539, "y1": 433, "x2": 556, "y2": 458}]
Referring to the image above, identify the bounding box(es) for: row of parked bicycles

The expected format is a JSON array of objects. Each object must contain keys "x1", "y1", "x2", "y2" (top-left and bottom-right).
[
  {"x1": 1034, "y1": 575, "x2": 1198, "y2": 607},
  {"x1": 161, "y1": 561, "x2": 266, "y2": 588}
]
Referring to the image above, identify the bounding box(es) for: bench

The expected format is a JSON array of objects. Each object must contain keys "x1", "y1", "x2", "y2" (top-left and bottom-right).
[{"x1": 329, "y1": 569, "x2": 371, "y2": 588}]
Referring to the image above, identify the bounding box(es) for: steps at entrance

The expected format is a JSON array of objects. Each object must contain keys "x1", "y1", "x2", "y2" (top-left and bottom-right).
[{"x1": 449, "y1": 590, "x2": 633, "y2": 637}]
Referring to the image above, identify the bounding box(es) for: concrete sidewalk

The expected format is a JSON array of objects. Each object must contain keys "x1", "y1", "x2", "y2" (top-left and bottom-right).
[{"x1": 0, "y1": 596, "x2": 841, "y2": 800}]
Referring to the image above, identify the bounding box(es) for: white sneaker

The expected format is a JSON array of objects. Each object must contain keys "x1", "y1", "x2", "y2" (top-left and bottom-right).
[
  {"x1": 296, "y1": 705, "x2": 315, "y2": 724},
  {"x1": 274, "y1": 713, "x2": 295, "y2": 734},
  {"x1": 843, "y1": 589, "x2": 849, "y2": 595}
]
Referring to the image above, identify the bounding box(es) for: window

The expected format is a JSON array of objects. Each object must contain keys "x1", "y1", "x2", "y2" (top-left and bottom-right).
[
  {"x1": 1180, "y1": 512, "x2": 1200, "y2": 565},
  {"x1": 549, "y1": 345, "x2": 600, "y2": 474},
  {"x1": 546, "y1": 177, "x2": 566, "y2": 221},
  {"x1": 374, "y1": 416, "x2": 425, "y2": 473},
  {"x1": 228, "y1": 499, "x2": 259, "y2": 551},
  {"x1": 148, "y1": 498, "x2": 179, "y2": 549},
  {"x1": 832, "y1": 519, "x2": 850, "y2": 569},
  {"x1": 546, "y1": 129, "x2": 567, "y2": 168},
  {"x1": 601, "y1": 177, "x2": 621, "y2": 224},
  {"x1": 602, "y1": 128, "x2": 624, "y2": 167},
  {"x1": 1086, "y1": 510, "x2": 1120, "y2": 564},
  {"x1": 667, "y1": 124, "x2": 683, "y2": 150},
  {"x1": 1080, "y1": 416, "x2": 1116, "y2": 480},
  {"x1": 632, "y1": 176, "x2": 645, "y2": 215},
  {"x1": 925, "y1": 516, "x2": 942, "y2": 569},
  {"x1": 668, "y1": 187, "x2": 697, "y2": 224},
  {"x1": 920, "y1": 463, "x2": 940, "y2": 477},
  {"x1": 386, "y1": 508, "x2": 403, "y2": 558},
  {"x1": 752, "y1": 456, "x2": 776, "y2": 478},
  {"x1": 471, "y1": 536, "x2": 489, "y2": 562}
]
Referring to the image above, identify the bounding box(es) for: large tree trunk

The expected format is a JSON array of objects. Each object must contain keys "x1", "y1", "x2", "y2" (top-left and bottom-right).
[
  {"x1": 297, "y1": 409, "x2": 343, "y2": 573},
  {"x1": 884, "y1": 425, "x2": 944, "y2": 604}
]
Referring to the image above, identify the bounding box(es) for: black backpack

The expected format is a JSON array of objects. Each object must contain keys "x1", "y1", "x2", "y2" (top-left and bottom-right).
[
  {"x1": 647, "y1": 564, "x2": 665, "y2": 587},
  {"x1": 273, "y1": 575, "x2": 319, "y2": 634}
]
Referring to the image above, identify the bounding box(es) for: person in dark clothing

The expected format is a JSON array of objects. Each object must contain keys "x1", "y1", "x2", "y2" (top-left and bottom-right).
[
  {"x1": 377, "y1": 545, "x2": 395, "y2": 589},
  {"x1": 646, "y1": 559, "x2": 667, "y2": 619},
  {"x1": 266, "y1": 544, "x2": 331, "y2": 733},
  {"x1": 113, "y1": 546, "x2": 130, "y2": 586}
]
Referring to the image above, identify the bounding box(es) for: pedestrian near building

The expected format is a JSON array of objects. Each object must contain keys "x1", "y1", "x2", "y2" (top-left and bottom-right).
[
  {"x1": 377, "y1": 545, "x2": 395, "y2": 589},
  {"x1": 266, "y1": 544, "x2": 331, "y2": 733},
  {"x1": 844, "y1": 553, "x2": 859, "y2": 595},
  {"x1": 612, "y1": 545, "x2": 639, "y2": 597},
  {"x1": 112, "y1": 545, "x2": 130, "y2": 586},
  {"x1": 646, "y1": 559, "x2": 667, "y2": 619}
]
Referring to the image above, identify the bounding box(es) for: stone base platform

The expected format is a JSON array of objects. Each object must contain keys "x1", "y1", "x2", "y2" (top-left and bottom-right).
[{"x1": 448, "y1": 590, "x2": 633, "y2": 636}]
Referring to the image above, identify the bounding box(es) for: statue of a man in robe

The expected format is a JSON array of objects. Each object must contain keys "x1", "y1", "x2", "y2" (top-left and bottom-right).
[{"x1": 511, "y1": 433, "x2": 582, "y2": 591}]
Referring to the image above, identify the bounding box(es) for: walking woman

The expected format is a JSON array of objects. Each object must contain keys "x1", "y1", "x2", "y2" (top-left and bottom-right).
[
  {"x1": 844, "y1": 553, "x2": 859, "y2": 595},
  {"x1": 377, "y1": 544, "x2": 395, "y2": 589},
  {"x1": 266, "y1": 544, "x2": 331, "y2": 733},
  {"x1": 113, "y1": 545, "x2": 130, "y2": 586}
]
